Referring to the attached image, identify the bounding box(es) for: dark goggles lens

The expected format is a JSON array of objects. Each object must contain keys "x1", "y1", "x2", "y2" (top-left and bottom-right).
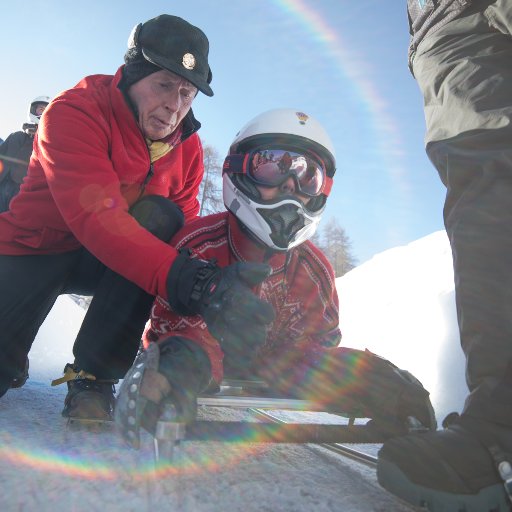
[{"x1": 248, "y1": 148, "x2": 326, "y2": 197}]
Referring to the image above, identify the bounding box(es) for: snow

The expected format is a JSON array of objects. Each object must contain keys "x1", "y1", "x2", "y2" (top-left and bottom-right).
[
  {"x1": 0, "y1": 230, "x2": 464, "y2": 511},
  {"x1": 337, "y1": 230, "x2": 466, "y2": 424}
]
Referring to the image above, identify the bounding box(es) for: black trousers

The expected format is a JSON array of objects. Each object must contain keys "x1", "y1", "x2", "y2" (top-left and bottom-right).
[
  {"x1": 0, "y1": 195, "x2": 184, "y2": 384},
  {"x1": 412, "y1": 1, "x2": 512, "y2": 425}
]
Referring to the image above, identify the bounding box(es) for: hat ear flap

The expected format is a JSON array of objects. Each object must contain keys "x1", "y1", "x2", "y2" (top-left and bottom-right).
[
  {"x1": 207, "y1": 67, "x2": 212, "y2": 85},
  {"x1": 127, "y1": 23, "x2": 142, "y2": 49}
]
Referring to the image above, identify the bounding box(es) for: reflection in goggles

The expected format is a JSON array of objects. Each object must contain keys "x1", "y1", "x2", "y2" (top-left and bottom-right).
[{"x1": 248, "y1": 149, "x2": 325, "y2": 197}]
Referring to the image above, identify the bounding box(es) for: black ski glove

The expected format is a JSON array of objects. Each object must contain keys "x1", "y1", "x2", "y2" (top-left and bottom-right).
[
  {"x1": 264, "y1": 347, "x2": 436, "y2": 433},
  {"x1": 115, "y1": 337, "x2": 211, "y2": 449},
  {"x1": 166, "y1": 249, "x2": 275, "y2": 355}
]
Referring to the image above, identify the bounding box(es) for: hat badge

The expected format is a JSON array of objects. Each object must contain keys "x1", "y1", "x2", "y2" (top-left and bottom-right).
[
  {"x1": 296, "y1": 112, "x2": 309, "y2": 125},
  {"x1": 182, "y1": 53, "x2": 196, "y2": 70}
]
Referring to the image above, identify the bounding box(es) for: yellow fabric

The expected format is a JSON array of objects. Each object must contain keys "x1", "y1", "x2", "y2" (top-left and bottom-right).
[
  {"x1": 51, "y1": 367, "x2": 96, "y2": 386},
  {"x1": 146, "y1": 139, "x2": 173, "y2": 163}
]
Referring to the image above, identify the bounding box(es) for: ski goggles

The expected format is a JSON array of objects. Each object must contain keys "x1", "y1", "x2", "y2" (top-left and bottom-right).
[{"x1": 223, "y1": 148, "x2": 332, "y2": 197}]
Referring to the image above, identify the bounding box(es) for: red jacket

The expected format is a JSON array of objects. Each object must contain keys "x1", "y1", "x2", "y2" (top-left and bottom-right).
[
  {"x1": 0, "y1": 67, "x2": 204, "y2": 299},
  {"x1": 144, "y1": 212, "x2": 342, "y2": 383}
]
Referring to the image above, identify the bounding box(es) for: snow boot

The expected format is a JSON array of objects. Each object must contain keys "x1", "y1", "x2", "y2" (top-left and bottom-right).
[
  {"x1": 53, "y1": 363, "x2": 116, "y2": 422},
  {"x1": 377, "y1": 413, "x2": 512, "y2": 512}
]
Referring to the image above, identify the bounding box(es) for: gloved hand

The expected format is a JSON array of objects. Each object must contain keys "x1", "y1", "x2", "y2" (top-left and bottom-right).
[
  {"x1": 166, "y1": 249, "x2": 275, "y2": 356},
  {"x1": 262, "y1": 347, "x2": 436, "y2": 432},
  {"x1": 115, "y1": 337, "x2": 211, "y2": 449}
]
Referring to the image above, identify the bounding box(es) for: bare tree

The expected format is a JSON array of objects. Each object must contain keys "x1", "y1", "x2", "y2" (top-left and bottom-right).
[
  {"x1": 309, "y1": 230, "x2": 323, "y2": 249},
  {"x1": 199, "y1": 143, "x2": 224, "y2": 215},
  {"x1": 315, "y1": 218, "x2": 357, "y2": 277}
]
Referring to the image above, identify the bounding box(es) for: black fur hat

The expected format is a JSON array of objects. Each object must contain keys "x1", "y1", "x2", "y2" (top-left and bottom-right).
[{"x1": 123, "y1": 14, "x2": 213, "y2": 96}]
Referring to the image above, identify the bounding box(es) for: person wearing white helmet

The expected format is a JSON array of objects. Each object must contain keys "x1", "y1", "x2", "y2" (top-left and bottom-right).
[
  {"x1": 0, "y1": 96, "x2": 50, "y2": 212},
  {"x1": 115, "y1": 109, "x2": 436, "y2": 446},
  {"x1": 0, "y1": 15, "x2": 274, "y2": 425}
]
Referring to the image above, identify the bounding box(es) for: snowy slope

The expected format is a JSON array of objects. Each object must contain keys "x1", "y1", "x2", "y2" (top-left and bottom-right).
[
  {"x1": 338, "y1": 230, "x2": 467, "y2": 424},
  {"x1": 0, "y1": 296, "x2": 417, "y2": 512}
]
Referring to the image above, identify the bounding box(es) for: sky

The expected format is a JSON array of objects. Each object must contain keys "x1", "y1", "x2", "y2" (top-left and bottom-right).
[
  {"x1": 0, "y1": 0, "x2": 447, "y2": 264},
  {"x1": 0, "y1": 230, "x2": 463, "y2": 511}
]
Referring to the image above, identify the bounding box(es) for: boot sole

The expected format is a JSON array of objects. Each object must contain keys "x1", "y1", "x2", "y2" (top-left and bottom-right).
[
  {"x1": 66, "y1": 417, "x2": 113, "y2": 433},
  {"x1": 66, "y1": 417, "x2": 113, "y2": 425},
  {"x1": 377, "y1": 457, "x2": 510, "y2": 512}
]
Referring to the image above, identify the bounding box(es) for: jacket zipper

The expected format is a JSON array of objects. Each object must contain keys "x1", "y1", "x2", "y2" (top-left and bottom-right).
[{"x1": 136, "y1": 162, "x2": 154, "y2": 202}]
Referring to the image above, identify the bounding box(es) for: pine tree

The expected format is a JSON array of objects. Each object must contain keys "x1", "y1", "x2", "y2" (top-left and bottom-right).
[{"x1": 316, "y1": 218, "x2": 357, "y2": 277}]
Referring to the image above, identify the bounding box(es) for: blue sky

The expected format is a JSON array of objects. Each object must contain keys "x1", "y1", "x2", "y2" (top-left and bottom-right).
[{"x1": 0, "y1": 0, "x2": 446, "y2": 264}]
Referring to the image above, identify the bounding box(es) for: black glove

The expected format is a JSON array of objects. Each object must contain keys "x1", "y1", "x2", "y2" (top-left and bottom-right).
[
  {"x1": 167, "y1": 249, "x2": 275, "y2": 355},
  {"x1": 265, "y1": 347, "x2": 436, "y2": 432},
  {"x1": 115, "y1": 337, "x2": 211, "y2": 448}
]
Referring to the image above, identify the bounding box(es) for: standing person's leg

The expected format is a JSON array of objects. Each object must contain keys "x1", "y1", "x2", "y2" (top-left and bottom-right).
[
  {"x1": 60, "y1": 195, "x2": 184, "y2": 419},
  {"x1": 0, "y1": 252, "x2": 80, "y2": 395},
  {"x1": 414, "y1": 0, "x2": 512, "y2": 427},
  {"x1": 378, "y1": 3, "x2": 512, "y2": 510}
]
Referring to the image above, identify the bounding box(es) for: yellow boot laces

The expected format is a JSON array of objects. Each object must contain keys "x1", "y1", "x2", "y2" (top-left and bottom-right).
[{"x1": 51, "y1": 365, "x2": 96, "y2": 387}]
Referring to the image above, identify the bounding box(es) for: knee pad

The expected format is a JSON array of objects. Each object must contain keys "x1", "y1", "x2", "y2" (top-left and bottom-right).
[{"x1": 129, "y1": 195, "x2": 184, "y2": 242}]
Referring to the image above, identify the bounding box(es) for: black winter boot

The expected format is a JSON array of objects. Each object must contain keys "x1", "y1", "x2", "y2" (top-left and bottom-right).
[
  {"x1": 377, "y1": 413, "x2": 512, "y2": 512},
  {"x1": 54, "y1": 363, "x2": 116, "y2": 422}
]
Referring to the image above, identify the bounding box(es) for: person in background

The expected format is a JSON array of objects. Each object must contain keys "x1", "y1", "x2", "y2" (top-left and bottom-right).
[
  {"x1": 0, "y1": 96, "x2": 50, "y2": 212},
  {"x1": 377, "y1": 2, "x2": 512, "y2": 511},
  {"x1": 0, "y1": 14, "x2": 273, "y2": 425},
  {"x1": 115, "y1": 108, "x2": 435, "y2": 448}
]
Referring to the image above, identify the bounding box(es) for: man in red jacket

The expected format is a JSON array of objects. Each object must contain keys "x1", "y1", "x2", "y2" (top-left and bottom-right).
[
  {"x1": 0, "y1": 15, "x2": 274, "y2": 423},
  {"x1": 115, "y1": 109, "x2": 436, "y2": 447}
]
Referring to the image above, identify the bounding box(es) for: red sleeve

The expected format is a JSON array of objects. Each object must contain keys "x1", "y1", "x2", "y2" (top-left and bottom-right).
[
  {"x1": 36, "y1": 98, "x2": 177, "y2": 299},
  {"x1": 144, "y1": 295, "x2": 225, "y2": 383}
]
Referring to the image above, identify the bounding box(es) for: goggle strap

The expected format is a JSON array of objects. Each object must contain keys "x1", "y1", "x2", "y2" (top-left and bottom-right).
[
  {"x1": 222, "y1": 154, "x2": 248, "y2": 175},
  {"x1": 323, "y1": 176, "x2": 333, "y2": 196}
]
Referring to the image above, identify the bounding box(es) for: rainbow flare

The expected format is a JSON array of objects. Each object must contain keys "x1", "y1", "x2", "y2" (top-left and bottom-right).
[
  {"x1": 274, "y1": 0, "x2": 409, "y2": 193},
  {"x1": 0, "y1": 1, "x2": 405, "y2": 481}
]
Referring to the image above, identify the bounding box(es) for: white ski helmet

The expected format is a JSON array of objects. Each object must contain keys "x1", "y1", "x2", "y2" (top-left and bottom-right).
[
  {"x1": 27, "y1": 96, "x2": 51, "y2": 125},
  {"x1": 223, "y1": 108, "x2": 336, "y2": 251}
]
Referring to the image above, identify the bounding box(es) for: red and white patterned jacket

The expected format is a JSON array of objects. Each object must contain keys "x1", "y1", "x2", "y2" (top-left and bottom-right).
[{"x1": 144, "y1": 212, "x2": 341, "y2": 384}]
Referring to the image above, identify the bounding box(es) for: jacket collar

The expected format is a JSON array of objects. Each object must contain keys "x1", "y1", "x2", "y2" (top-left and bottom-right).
[{"x1": 227, "y1": 213, "x2": 287, "y2": 272}]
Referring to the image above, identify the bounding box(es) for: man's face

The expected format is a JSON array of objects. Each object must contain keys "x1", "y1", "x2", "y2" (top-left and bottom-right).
[
  {"x1": 34, "y1": 103, "x2": 47, "y2": 117},
  {"x1": 128, "y1": 69, "x2": 198, "y2": 140},
  {"x1": 256, "y1": 177, "x2": 312, "y2": 205}
]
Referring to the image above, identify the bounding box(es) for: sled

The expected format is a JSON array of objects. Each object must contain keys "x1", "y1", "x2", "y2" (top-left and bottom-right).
[{"x1": 152, "y1": 379, "x2": 427, "y2": 462}]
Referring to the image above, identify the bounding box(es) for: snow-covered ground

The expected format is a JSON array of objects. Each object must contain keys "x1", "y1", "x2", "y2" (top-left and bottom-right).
[{"x1": 0, "y1": 230, "x2": 464, "y2": 511}]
